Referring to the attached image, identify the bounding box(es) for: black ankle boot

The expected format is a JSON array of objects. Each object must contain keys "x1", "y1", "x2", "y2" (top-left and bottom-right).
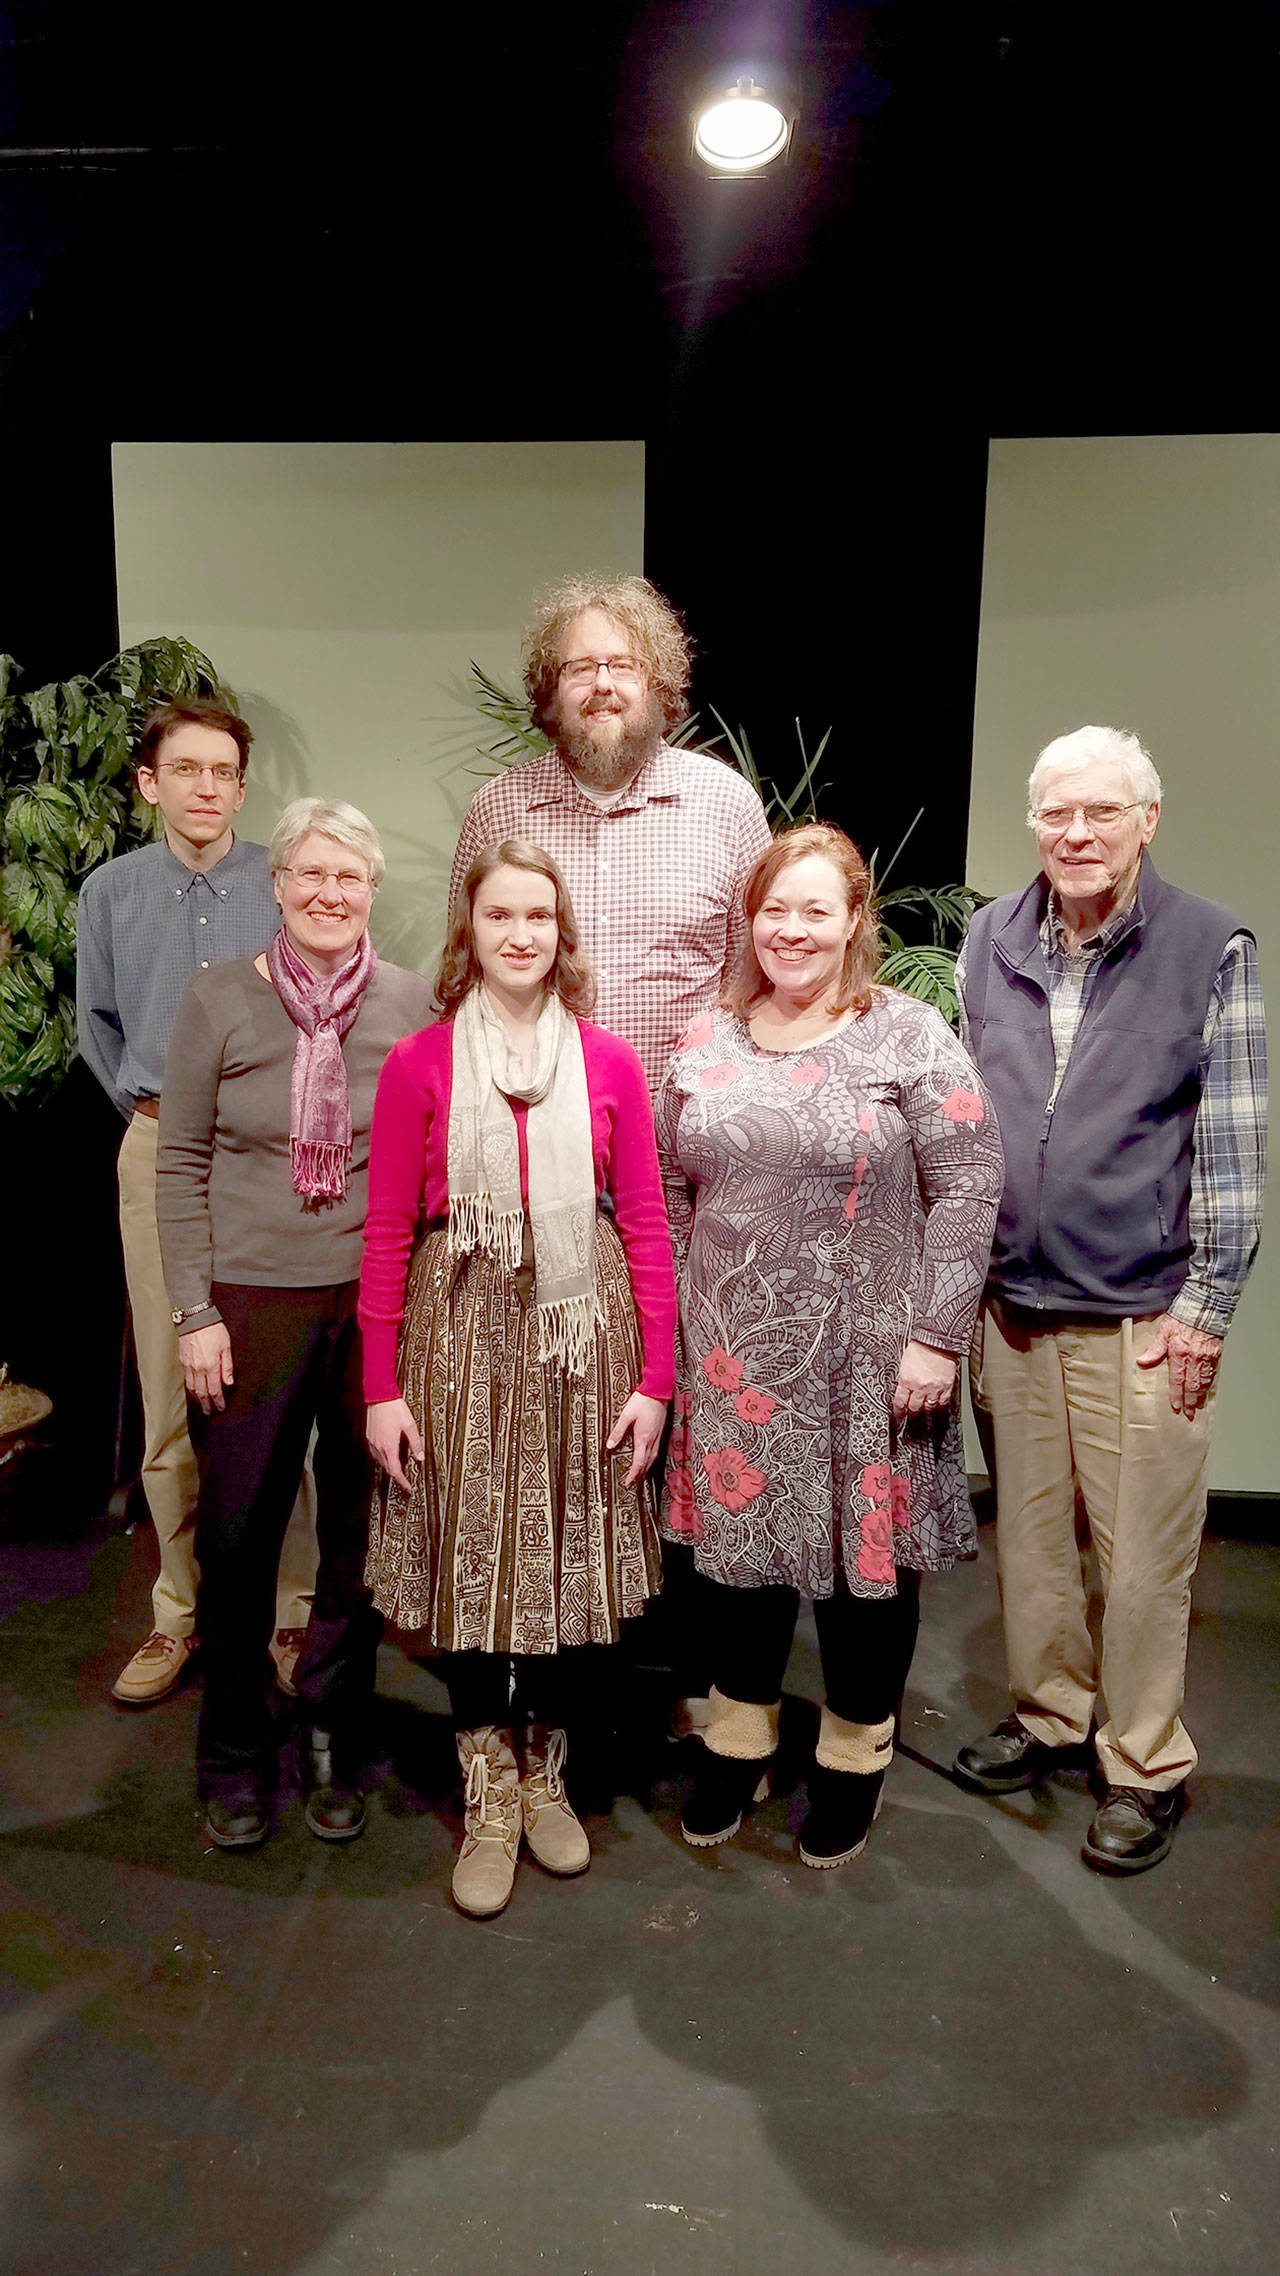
[
  {"x1": 681, "y1": 1747, "x2": 772, "y2": 1847},
  {"x1": 304, "y1": 1729, "x2": 366, "y2": 1842},
  {"x1": 798, "y1": 1763, "x2": 885, "y2": 1868}
]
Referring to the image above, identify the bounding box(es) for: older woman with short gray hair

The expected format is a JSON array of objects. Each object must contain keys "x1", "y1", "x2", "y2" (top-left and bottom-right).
[{"x1": 158, "y1": 796, "x2": 432, "y2": 1851}]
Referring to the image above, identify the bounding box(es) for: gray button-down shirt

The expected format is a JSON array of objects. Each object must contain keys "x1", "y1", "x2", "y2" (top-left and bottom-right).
[{"x1": 76, "y1": 836, "x2": 282, "y2": 1117}]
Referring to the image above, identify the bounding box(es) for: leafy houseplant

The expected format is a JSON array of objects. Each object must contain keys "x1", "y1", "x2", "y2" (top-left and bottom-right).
[
  {"x1": 0, "y1": 637, "x2": 227, "y2": 1104},
  {"x1": 467, "y1": 663, "x2": 985, "y2": 1023}
]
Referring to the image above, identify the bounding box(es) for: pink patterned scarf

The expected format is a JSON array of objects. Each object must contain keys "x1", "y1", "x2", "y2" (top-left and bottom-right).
[{"x1": 266, "y1": 925, "x2": 378, "y2": 1200}]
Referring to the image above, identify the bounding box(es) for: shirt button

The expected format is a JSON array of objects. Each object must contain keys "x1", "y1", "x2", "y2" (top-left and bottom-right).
[
  {"x1": 199, "y1": 916, "x2": 208, "y2": 926},
  {"x1": 221, "y1": 890, "x2": 228, "y2": 897},
  {"x1": 200, "y1": 960, "x2": 210, "y2": 970},
  {"x1": 175, "y1": 889, "x2": 183, "y2": 898}
]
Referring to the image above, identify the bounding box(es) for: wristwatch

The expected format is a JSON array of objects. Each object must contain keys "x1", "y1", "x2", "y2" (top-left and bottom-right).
[{"x1": 171, "y1": 1300, "x2": 214, "y2": 1327}]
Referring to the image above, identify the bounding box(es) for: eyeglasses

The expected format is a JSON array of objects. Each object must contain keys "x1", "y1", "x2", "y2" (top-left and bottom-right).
[
  {"x1": 1033, "y1": 802, "x2": 1140, "y2": 833},
  {"x1": 155, "y1": 760, "x2": 243, "y2": 785},
  {"x1": 280, "y1": 866, "x2": 374, "y2": 894},
  {"x1": 557, "y1": 655, "x2": 645, "y2": 686}
]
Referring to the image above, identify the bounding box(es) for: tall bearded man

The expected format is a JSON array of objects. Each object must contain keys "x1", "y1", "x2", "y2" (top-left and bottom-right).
[{"x1": 448, "y1": 575, "x2": 771, "y2": 1094}]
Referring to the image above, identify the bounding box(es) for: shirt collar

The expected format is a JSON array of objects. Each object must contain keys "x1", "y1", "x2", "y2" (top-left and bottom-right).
[
  {"x1": 526, "y1": 741, "x2": 684, "y2": 813},
  {"x1": 160, "y1": 834, "x2": 259, "y2": 894}
]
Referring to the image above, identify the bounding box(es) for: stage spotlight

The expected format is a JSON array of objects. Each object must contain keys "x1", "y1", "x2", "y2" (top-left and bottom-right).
[{"x1": 691, "y1": 75, "x2": 794, "y2": 176}]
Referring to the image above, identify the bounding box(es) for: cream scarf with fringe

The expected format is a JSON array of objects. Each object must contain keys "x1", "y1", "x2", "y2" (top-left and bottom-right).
[{"x1": 447, "y1": 986, "x2": 597, "y2": 1374}]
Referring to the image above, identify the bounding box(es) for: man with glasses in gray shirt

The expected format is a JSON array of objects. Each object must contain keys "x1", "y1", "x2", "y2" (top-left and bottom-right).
[{"x1": 77, "y1": 699, "x2": 317, "y2": 1704}]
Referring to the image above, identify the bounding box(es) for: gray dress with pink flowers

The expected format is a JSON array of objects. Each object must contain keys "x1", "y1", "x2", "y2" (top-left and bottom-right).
[{"x1": 655, "y1": 995, "x2": 1003, "y2": 1599}]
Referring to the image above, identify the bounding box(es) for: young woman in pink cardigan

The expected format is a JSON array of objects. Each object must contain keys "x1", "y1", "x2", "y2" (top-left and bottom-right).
[{"x1": 359, "y1": 838, "x2": 675, "y2": 1917}]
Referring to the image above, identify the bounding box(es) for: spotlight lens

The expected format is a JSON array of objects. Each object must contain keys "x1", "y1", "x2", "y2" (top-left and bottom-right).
[{"x1": 694, "y1": 95, "x2": 789, "y2": 168}]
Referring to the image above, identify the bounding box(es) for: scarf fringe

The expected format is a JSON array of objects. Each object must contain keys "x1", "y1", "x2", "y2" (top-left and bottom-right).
[
  {"x1": 536, "y1": 1290, "x2": 598, "y2": 1379},
  {"x1": 448, "y1": 1192, "x2": 523, "y2": 1269},
  {"x1": 290, "y1": 1136, "x2": 351, "y2": 1201}
]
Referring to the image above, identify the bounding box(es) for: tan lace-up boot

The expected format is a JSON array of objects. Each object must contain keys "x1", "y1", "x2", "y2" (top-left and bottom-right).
[
  {"x1": 520, "y1": 1724, "x2": 590, "y2": 1876},
  {"x1": 452, "y1": 1726, "x2": 522, "y2": 1917}
]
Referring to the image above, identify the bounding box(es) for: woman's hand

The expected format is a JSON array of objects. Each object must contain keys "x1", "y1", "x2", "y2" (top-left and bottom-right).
[
  {"x1": 892, "y1": 1339, "x2": 957, "y2": 1424},
  {"x1": 179, "y1": 1323, "x2": 234, "y2": 1416},
  {"x1": 607, "y1": 1392, "x2": 668, "y2": 1487},
  {"x1": 366, "y1": 1397, "x2": 425, "y2": 1491}
]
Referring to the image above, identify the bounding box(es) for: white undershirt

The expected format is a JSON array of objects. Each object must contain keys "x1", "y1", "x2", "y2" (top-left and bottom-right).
[{"x1": 570, "y1": 771, "x2": 639, "y2": 809}]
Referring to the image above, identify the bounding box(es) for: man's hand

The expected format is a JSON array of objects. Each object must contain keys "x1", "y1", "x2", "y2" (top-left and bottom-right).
[
  {"x1": 1136, "y1": 1315, "x2": 1223, "y2": 1417},
  {"x1": 892, "y1": 1339, "x2": 958, "y2": 1423},
  {"x1": 179, "y1": 1323, "x2": 234, "y2": 1415},
  {"x1": 366, "y1": 1398, "x2": 425, "y2": 1491}
]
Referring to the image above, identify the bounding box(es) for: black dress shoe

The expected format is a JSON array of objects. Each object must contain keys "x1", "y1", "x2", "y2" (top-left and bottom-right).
[
  {"x1": 953, "y1": 1713, "x2": 1077, "y2": 1794},
  {"x1": 1082, "y1": 1783, "x2": 1183, "y2": 1875},
  {"x1": 204, "y1": 1793, "x2": 268, "y2": 1850},
  {"x1": 304, "y1": 1730, "x2": 366, "y2": 1843}
]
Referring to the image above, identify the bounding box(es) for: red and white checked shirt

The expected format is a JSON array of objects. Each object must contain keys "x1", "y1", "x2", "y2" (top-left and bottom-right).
[{"x1": 449, "y1": 745, "x2": 773, "y2": 1092}]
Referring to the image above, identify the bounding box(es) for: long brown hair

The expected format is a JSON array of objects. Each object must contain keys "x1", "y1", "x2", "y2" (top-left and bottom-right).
[
  {"x1": 435, "y1": 839, "x2": 596, "y2": 1017},
  {"x1": 723, "y1": 823, "x2": 880, "y2": 1019}
]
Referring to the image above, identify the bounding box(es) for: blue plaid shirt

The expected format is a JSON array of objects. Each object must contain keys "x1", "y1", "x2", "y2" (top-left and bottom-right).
[
  {"x1": 76, "y1": 836, "x2": 282, "y2": 1118},
  {"x1": 958, "y1": 889, "x2": 1267, "y2": 1338}
]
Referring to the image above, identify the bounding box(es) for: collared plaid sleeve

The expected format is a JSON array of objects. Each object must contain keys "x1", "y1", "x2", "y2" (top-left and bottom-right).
[
  {"x1": 723, "y1": 793, "x2": 774, "y2": 982},
  {"x1": 1171, "y1": 932, "x2": 1268, "y2": 1338}
]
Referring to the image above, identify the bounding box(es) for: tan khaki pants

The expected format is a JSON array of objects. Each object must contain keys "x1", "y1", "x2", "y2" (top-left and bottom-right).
[
  {"x1": 117, "y1": 1112, "x2": 319, "y2": 1639},
  {"x1": 970, "y1": 1301, "x2": 1215, "y2": 1790}
]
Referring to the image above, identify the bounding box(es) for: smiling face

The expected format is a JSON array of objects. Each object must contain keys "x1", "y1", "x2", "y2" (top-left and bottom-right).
[
  {"x1": 751, "y1": 852, "x2": 860, "y2": 1009},
  {"x1": 136, "y1": 722, "x2": 245, "y2": 866},
  {"x1": 273, "y1": 831, "x2": 375, "y2": 975},
  {"x1": 471, "y1": 862, "x2": 561, "y2": 1013},
  {"x1": 546, "y1": 606, "x2": 665, "y2": 790},
  {"x1": 1033, "y1": 755, "x2": 1159, "y2": 926}
]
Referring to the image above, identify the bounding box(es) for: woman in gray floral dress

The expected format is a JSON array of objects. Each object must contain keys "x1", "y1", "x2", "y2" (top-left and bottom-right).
[{"x1": 657, "y1": 824, "x2": 1002, "y2": 1867}]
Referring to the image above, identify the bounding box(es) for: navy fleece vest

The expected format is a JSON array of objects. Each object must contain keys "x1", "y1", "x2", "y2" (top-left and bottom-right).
[{"x1": 963, "y1": 861, "x2": 1244, "y2": 1318}]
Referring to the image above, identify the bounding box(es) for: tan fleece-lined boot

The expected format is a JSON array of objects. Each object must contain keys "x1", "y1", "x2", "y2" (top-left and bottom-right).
[
  {"x1": 520, "y1": 1724, "x2": 590, "y2": 1876},
  {"x1": 453, "y1": 1726, "x2": 522, "y2": 1917},
  {"x1": 681, "y1": 1687, "x2": 780, "y2": 1848},
  {"x1": 798, "y1": 1707, "x2": 893, "y2": 1868}
]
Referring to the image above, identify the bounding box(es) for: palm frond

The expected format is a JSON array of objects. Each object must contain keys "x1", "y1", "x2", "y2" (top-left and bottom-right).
[{"x1": 876, "y1": 944, "x2": 963, "y2": 1021}]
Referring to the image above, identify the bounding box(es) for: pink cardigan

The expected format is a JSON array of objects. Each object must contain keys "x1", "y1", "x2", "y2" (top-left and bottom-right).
[{"x1": 359, "y1": 1016, "x2": 677, "y2": 1404}]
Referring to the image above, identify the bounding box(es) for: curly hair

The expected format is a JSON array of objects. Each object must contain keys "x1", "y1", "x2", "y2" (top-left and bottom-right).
[
  {"x1": 137, "y1": 697, "x2": 253, "y2": 775},
  {"x1": 523, "y1": 574, "x2": 693, "y2": 733},
  {"x1": 723, "y1": 823, "x2": 881, "y2": 1020},
  {"x1": 435, "y1": 838, "x2": 596, "y2": 1018}
]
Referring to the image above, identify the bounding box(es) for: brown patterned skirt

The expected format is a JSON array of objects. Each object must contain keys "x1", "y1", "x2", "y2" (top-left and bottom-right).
[{"x1": 365, "y1": 1212, "x2": 662, "y2": 1653}]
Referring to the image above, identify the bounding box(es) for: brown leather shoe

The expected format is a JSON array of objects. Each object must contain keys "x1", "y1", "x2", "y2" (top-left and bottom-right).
[
  {"x1": 112, "y1": 1631, "x2": 198, "y2": 1705},
  {"x1": 953, "y1": 1713, "x2": 1079, "y2": 1794},
  {"x1": 1082, "y1": 1784, "x2": 1183, "y2": 1875}
]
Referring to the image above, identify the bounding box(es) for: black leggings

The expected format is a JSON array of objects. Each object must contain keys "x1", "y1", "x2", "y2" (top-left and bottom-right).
[
  {"x1": 442, "y1": 1646, "x2": 599, "y2": 1733},
  {"x1": 707, "y1": 1571, "x2": 922, "y2": 1727}
]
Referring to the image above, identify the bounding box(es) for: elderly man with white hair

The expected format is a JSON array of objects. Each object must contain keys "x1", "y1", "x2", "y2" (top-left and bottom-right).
[{"x1": 952, "y1": 725, "x2": 1266, "y2": 1874}]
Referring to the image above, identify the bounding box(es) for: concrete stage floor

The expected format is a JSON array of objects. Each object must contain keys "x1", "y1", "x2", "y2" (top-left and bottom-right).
[{"x1": 1, "y1": 1501, "x2": 1277, "y2": 2276}]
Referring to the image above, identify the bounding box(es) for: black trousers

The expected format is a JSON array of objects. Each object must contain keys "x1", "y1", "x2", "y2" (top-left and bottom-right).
[
  {"x1": 190, "y1": 1281, "x2": 381, "y2": 1802},
  {"x1": 704, "y1": 1571, "x2": 922, "y2": 1728}
]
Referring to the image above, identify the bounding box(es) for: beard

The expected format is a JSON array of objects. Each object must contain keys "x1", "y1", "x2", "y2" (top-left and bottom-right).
[{"x1": 550, "y1": 691, "x2": 665, "y2": 790}]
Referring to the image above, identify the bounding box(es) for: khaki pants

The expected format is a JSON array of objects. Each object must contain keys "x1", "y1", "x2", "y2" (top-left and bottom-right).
[
  {"x1": 117, "y1": 1112, "x2": 319, "y2": 1639},
  {"x1": 970, "y1": 1301, "x2": 1215, "y2": 1790}
]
